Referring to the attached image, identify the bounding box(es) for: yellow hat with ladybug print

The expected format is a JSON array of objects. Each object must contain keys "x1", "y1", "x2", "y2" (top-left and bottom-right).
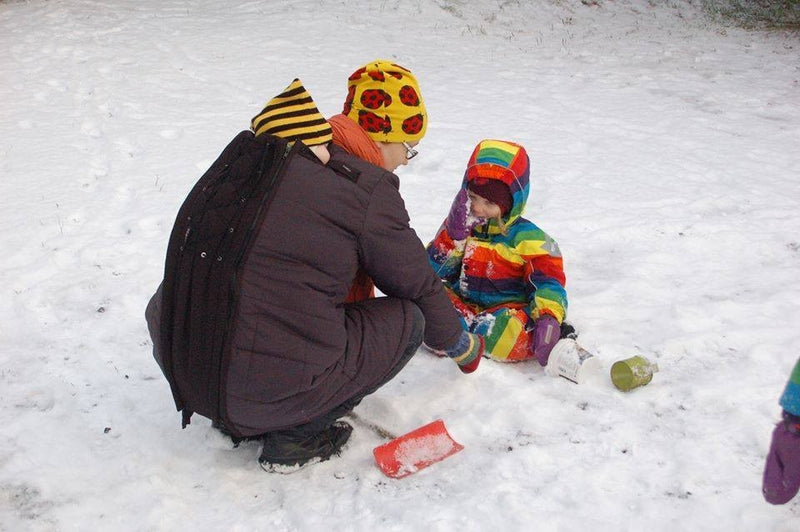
[{"x1": 342, "y1": 60, "x2": 427, "y2": 143}]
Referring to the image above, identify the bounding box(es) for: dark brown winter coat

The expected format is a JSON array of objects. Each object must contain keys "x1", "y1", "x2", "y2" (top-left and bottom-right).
[{"x1": 146, "y1": 132, "x2": 462, "y2": 436}]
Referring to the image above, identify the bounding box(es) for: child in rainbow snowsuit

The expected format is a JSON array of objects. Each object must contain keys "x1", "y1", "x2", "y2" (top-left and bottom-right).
[{"x1": 427, "y1": 139, "x2": 567, "y2": 364}]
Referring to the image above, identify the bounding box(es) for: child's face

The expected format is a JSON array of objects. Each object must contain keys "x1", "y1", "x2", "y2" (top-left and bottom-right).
[{"x1": 467, "y1": 190, "x2": 503, "y2": 219}]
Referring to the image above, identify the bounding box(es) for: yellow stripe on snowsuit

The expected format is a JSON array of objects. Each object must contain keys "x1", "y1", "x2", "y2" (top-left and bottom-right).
[
  {"x1": 490, "y1": 241, "x2": 526, "y2": 266},
  {"x1": 514, "y1": 239, "x2": 552, "y2": 257},
  {"x1": 534, "y1": 298, "x2": 565, "y2": 323},
  {"x1": 479, "y1": 139, "x2": 521, "y2": 154},
  {"x1": 476, "y1": 238, "x2": 552, "y2": 269},
  {"x1": 488, "y1": 314, "x2": 525, "y2": 361}
]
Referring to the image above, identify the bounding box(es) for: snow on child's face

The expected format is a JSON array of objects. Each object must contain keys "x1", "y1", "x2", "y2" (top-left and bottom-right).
[{"x1": 466, "y1": 190, "x2": 503, "y2": 219}]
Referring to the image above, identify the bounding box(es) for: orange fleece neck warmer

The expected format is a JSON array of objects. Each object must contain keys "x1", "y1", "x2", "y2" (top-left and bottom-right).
[{"x1": 328, "y1": 114, "x2": 384, "y2": 168}]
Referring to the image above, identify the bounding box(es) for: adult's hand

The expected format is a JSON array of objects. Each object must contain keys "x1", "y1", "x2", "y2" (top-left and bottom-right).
[{"x1": 443, "y1": 330, "x2": 484, "y2": 374}]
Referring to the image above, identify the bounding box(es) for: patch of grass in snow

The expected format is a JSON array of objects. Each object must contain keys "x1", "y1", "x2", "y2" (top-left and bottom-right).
[{"x1": 701, "y1": 0, "x2": 800, "y2": 29}]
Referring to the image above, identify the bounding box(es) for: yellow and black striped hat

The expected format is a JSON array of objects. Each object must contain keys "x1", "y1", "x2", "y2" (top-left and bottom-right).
[{"x1": 251, "y1": 79, "x2": 333, "y2": 146}]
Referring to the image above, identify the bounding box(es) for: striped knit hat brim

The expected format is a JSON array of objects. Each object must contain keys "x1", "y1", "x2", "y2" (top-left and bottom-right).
[
  {"x1": 251, "y1": 79, "x2": 333, "y2": 146},
  {"x1": 468, "y1": 178, "x2": 513, "y2": 215}
]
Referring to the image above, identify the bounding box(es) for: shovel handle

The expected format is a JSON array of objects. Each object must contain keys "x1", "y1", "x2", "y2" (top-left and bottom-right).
[{"x1": 345, "y1": 412, "x2": 398, "y2": 440}]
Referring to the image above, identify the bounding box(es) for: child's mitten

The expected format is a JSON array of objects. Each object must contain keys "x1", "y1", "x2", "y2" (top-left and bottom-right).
[
  {"x1": 532, "y1": 315, "x2": 560, "y2": 366},
  {"x1": 442, "y1": 330, "x2": 484, "y2": 374},
  {"x1": 763, "y1": 411, "x2": 800, "y2": 504},
  {"x1": 445, "y1": 189, "x2": 482, "y2": 240}
]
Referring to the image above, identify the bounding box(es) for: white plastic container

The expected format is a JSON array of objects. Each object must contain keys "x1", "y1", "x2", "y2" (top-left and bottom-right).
[{"x1": 545, "y1": 339, "x2": 602, "y2": 384}]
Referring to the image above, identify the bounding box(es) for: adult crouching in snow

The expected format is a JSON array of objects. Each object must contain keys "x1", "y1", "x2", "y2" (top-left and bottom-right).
[{"x1": 145, "y1": 62, "x2": 484, "y2": 472}]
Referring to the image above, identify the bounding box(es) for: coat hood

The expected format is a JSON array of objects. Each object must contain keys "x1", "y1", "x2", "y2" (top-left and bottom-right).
[{"x1": 461, "y1": 139, "x2": 530, "y2": 233}]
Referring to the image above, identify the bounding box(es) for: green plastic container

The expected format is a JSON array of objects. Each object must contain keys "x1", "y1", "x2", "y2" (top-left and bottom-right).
[{"x1": 610, "y1": 356, "x2": 658, "y2": 391}]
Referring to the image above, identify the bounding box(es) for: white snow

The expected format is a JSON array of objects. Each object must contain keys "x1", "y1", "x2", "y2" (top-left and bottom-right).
[
  {"x1": 393, "y1": 433, "x2": 462, "y2": 477},
  {"x1": 2, "y1": 0, "x2": 799, "y2": 530}
]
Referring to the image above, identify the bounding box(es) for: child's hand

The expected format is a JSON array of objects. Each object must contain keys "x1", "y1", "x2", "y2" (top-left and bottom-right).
[
  {"x1": 445, "y1": 188, "x2": 483, "y2": 240},
  {"x1": 532, "y1": 315, "x2": 560, "y2": 366},
  {"x1": 763, "y1": 411, "x2": 800, "y2": 504}
]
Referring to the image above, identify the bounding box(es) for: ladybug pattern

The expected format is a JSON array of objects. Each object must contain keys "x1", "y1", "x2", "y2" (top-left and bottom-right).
[
  {"x1": 402, "y1": 114, "x2": 424, "y2": 135},
  {"x1": 358, "y1": 111, "x2": 392, "y2": 134},
  {"x1": 360, "y1": 89, "x2": 392, "y2": 109},
  {"x1": 348, "y1": 67, "x2": 366, "y2": 81},
  {"x1": 398, "y1": 85, "x2": 420, "y2": 107},
  {"x1": 342, "y1": 85, "x2": 355, "y2": 115},
  {"x1": 344, "y1": 61, "x2": 426, "y2": 141}
]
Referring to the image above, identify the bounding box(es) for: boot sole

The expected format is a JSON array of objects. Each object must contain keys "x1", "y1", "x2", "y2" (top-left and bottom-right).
[{"x1": 259, "y1": 456, "x2": 322, "y2": 474}]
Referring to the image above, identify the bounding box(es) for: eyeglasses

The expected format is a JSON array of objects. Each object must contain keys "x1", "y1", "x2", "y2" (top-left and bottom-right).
[{"x1": 402, "y1": 141, "x2": 418, "y2": 160}]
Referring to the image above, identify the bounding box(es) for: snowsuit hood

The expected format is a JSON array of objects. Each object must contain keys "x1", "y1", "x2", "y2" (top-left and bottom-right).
[{"x1": 463, "y1": 139, "x2": 530, "y2": 233}]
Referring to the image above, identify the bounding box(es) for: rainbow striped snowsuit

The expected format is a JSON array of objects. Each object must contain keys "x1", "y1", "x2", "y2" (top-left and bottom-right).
[{"x1": 427, "y1": 140, "x2": 567, "y2": 362}]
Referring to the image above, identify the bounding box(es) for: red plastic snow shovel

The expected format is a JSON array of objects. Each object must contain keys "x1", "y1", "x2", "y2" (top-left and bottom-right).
[{"x1": 373, "y1": 419, "x2": 464, "y2": 479}]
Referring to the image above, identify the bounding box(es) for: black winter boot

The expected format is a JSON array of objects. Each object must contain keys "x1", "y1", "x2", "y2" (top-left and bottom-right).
[
  {"x1": 258, "y1": 421, "x2": 353, "y2": 473},
  {"x1": 212, "y1": 419, "x2": 266, "y2": 447}
]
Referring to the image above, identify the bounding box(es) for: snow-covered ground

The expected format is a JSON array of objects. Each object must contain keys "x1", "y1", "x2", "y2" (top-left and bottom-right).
[{"x1": 2, "y1": 0, "x2": 799, "y2": 529}]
